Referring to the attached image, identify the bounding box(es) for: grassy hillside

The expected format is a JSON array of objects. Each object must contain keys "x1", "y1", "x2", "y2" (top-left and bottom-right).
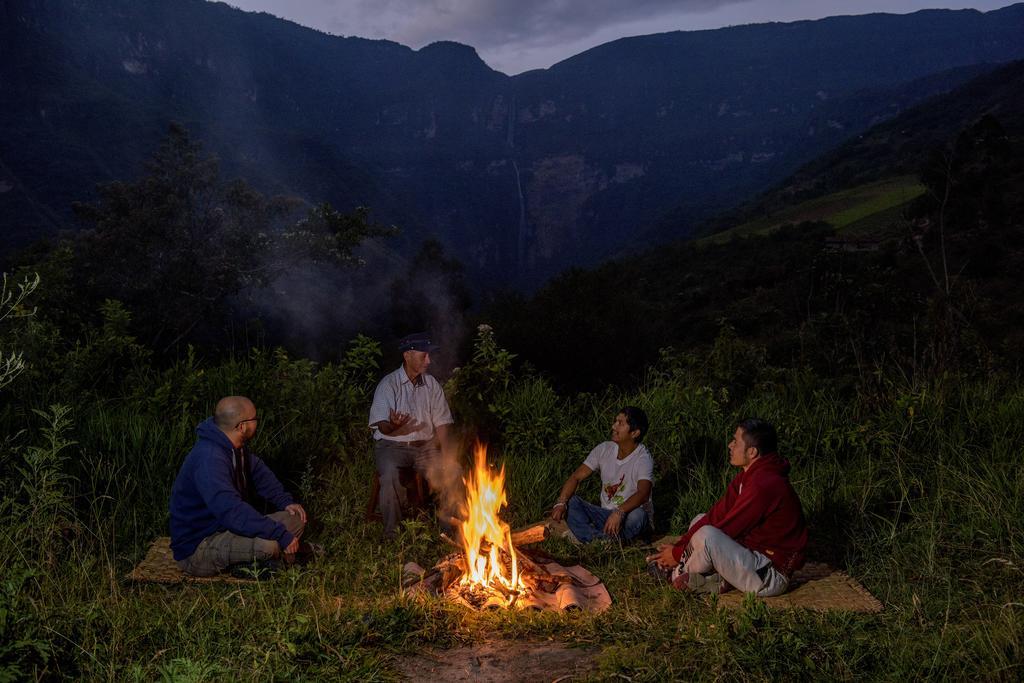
[
  {"x1": 703, "y1": 59, "x2": 1024, "y2": 237},
  {"x1": 698, "y1": 176, "x2": 926, "y2": 244}
]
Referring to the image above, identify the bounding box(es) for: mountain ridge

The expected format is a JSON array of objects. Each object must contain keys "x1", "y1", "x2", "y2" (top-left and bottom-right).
[{"x1": 3, "y1": 0, "x2": 1024, "y2": 286}]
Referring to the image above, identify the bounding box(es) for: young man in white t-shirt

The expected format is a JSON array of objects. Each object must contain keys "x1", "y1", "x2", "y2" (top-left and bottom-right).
[{"x1": 549, "y1": 407, "x2": 654, "y2": 543}]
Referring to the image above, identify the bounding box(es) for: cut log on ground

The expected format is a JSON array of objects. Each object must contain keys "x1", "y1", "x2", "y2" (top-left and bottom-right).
[{"x1": 510, "y1": 522, "x2": 548, "y2": 546}]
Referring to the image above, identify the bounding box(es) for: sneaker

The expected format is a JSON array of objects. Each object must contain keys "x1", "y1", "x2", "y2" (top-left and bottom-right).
[
  {"x1": 293, "y1": 542, "x2": 324, "y2": 566},
  {"x1": 672, "y1": 571, "x2": 725, "y2": 594},
  {"x1": 647, "y1": 560, "x2": 672, "y2": 583}
]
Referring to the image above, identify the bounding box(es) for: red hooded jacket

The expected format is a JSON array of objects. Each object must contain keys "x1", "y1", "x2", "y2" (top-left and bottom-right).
[{"x1": 672, "y1": 452, "x2": 808, "y2": 575}]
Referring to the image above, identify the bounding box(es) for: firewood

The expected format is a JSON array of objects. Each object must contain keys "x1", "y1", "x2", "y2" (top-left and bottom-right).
[
  {"x1": 401, "y1": 561, "x2": 429, "y2": 589},
  {"x1": 521, "y1": 571, "x2": 573, "y2": 584},
  {"x1": 510, "y1": 522, "x2": 549, "y2": 546},
  {"x1": 437, "y1": 556, "x2": 465, "y2": 590},
  {"x1": 512, "y1": 547, "x2": 545, "y2": 576},
  {"x1": 439, "y1": 532, "x2": 461, "y2": 549}
]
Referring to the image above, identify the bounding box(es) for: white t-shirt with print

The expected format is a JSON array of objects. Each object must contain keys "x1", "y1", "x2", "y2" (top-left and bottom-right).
[{"x1": 583, "y1": 441, "x2": 654, "y2": 511}]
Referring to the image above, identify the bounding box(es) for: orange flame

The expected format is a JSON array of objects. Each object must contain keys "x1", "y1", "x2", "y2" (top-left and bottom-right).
[{"x1": 459, "y1": 443, "x2": 522, "y2": 593}]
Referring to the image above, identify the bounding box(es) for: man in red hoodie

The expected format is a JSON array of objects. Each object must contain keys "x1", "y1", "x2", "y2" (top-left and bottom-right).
[{"x1": 648, "y1": 418, "x2": 807, "y2": 596}]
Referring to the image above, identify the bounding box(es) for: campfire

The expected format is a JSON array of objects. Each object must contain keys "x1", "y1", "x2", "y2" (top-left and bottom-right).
[
  {"x1": 403, "y1": 444, "x2": 612, "y2": 613},
  {"x1": 456, "y1": 443, "x2": 525, "y2": 607}
]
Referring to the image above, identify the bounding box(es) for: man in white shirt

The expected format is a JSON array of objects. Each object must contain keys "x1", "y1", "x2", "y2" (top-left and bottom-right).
[
  {"x1": 550, "y1": 407, "x2": 654, "y2": 543},
  {"x1": 369, "y1": 332, "x2": 458, "y2": 538}
]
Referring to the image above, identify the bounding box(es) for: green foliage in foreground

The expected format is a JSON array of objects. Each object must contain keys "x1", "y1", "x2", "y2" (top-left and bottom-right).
[{"x1": 1, "y1": 324, "x2": 1023, "y2": 681}]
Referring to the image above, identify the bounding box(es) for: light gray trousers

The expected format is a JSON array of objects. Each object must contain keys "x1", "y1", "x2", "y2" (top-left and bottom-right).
[
  {"x1": 177, "y1": 510, "x2": 304, "y2": 577},
  {"x1": 374, "y1": 439, "x2": 462, "y2": 537},
  {"x1": 672, "y1": 514, "x2": 790, "y2": 596}
]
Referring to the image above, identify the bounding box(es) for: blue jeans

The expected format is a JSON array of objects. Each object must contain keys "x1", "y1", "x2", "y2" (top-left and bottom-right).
[{"x1": 566, "y1": 496, "x2": 647, "y2": 543}]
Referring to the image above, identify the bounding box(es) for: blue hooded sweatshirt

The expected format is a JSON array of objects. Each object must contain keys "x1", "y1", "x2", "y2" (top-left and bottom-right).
[{"x1": 169, "y1": 417, "x2": 295, "y2": 561}]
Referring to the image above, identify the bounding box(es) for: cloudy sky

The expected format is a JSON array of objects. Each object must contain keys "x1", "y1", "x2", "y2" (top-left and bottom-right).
[{"x1": 220, "y1": 0, "x2": 1014, "y2": 74}]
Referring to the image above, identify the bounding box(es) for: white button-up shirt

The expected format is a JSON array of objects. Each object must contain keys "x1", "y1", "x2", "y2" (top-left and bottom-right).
[{"x1": 368, "y1": 366, "x2": 453, "y2": 442}]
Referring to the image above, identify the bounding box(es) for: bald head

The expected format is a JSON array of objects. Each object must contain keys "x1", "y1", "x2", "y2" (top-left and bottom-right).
[{"x1": 214, "y1": 396, "x2": 256, "y2": 430}]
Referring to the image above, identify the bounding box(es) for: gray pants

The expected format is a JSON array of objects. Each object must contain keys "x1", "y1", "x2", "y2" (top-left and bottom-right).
[
  {"x1": 673, "y1": 514, "x2": 790, "y2": 597},
  {"x1": 374, "y1": 439, "x2": 461, "y2": 537},
  {"x1": 177, "y1": 510, "x2": 304, "y2": 577}
]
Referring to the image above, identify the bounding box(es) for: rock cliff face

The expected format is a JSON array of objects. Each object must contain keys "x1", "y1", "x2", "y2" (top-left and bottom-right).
[{"x1": 3, "y1": 0, "x2": 1024, "y2": 286}]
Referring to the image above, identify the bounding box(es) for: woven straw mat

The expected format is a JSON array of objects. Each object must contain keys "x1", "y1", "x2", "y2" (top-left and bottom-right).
[
  {"x1": 125, "y1": 537, "x2": 254, "y2": 584},
  {"x1": 715, "y1": 561, "x2": 883, "y2": 613},
  {"x1": 650, "y1": 536, "x2": 881, "y2": 613}
]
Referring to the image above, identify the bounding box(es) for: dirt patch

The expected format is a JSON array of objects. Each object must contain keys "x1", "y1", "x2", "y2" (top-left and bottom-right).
[{"x1": 395, "y1": 640, "x2": 599, "y2": 682}]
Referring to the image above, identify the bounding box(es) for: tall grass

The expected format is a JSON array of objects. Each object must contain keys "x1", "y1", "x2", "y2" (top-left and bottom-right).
[{"x1": 1, "y1": 328, "x2": 1022, "y2": 679}]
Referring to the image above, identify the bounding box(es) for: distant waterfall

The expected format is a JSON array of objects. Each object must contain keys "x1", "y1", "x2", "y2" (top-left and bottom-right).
[
  {"x1": 512, "y1": 159, "x2": 528, "y2": 269},
  {"x1": 507, "y1": 95, "x2": 528, "y2": 269},
  {"x1": 506, "y1": 95, "x2": 515, "y2": 149}
]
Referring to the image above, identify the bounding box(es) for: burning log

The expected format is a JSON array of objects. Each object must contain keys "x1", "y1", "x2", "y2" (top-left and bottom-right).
[
  {"x1": 441, "y1": 522, "x2": 548, "y2": 551},
  {"x1": 511, "y1": 545, "x2": 557, "y2": 580},
  {"x1": 404, "y1": 544, "x2": 612, "y2": 613},
  {"x1": 436, "y1": 555, "x2": 466, "y2": 591},
  {"x1": 403, "y1": 554, "x2": 465, "y2": 595}
]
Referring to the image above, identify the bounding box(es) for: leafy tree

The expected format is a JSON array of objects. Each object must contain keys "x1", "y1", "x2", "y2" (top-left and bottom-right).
[
  {"x1": 63, "y1": 124, "x2": 390, "y2": 353},
  {"x1": 388, "y1": 238, "x2": 472, "y2": 336},
  {"x1": 905, "y1": 114, "x2": 1021, "y2": 375},
  {"x1": 445, "y1": 324, "x2": 516, "y2": 447},
  {"x1": 0, "y1": 272, "x2": 39, "y2": 390}
]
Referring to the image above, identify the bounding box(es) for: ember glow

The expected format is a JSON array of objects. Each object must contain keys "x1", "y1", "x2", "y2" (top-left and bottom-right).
[{"x1": 459, "y1": 443, "x2": 523, "y2": 595}]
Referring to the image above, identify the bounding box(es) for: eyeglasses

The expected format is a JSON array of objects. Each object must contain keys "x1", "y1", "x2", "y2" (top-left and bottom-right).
[{"x1": 236, "y1": 416, "x2": 259, "y2": 428}]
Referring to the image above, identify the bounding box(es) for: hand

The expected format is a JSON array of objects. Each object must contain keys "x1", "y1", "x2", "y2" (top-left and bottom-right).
[
  {"x1": 286, "y1": 503, "x2": 307, "y2": 525},
  {"x1": 284, "y1": 536, "x2": 300, "y2": 555},
  {"x1": 603, "y1": 509, "x2": 624, "y2": 536},
  {"x1": 646, "y1": 544, "x2": 680, "y2": 570},
  {"x1": 388, "y1": 409, "x2": 411, "y2": 429},
  {"x1": 550, "y1": 503, "x2": 567, "y2": 521}
]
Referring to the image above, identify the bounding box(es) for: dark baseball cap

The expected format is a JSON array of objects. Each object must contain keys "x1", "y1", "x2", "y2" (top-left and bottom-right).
[{"x1": 398, "y1": 332, "x2": 440, "y2": 353}]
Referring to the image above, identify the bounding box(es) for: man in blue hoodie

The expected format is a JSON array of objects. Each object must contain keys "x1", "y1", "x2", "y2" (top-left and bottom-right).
[{"x1": 170, "y1": 396, "x2": 307, "y2": 576}]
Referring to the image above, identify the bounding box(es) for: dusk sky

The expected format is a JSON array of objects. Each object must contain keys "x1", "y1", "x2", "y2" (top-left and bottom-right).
[{"x1": 219, "y1": 0, "x2": 1014, "y2": 74}]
